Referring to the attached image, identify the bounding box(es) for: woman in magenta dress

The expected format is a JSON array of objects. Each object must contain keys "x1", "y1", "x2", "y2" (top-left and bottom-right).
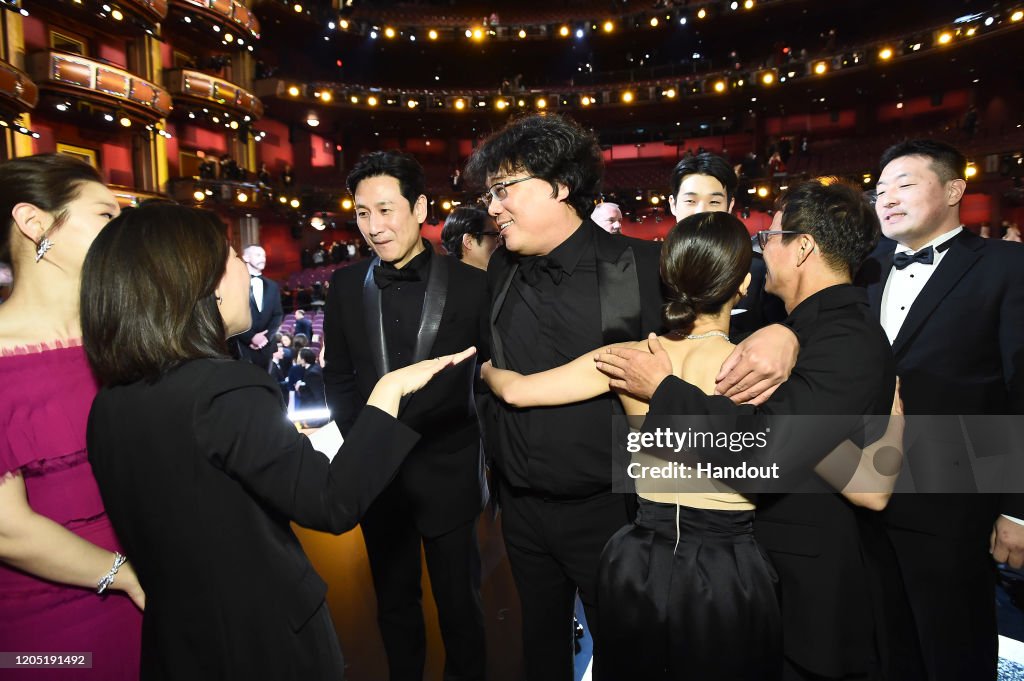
[{"x1": 0, "y1": 154, "x2": 143, "y2": 680}]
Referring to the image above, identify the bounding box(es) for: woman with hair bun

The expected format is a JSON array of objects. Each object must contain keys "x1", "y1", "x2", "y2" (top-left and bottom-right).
[
  {"x1": 0, "y1": 153, "x2": 143, "y2": 680},
  {"x1": 482, "y1": 210, "x2": 902, "y2": 680}
]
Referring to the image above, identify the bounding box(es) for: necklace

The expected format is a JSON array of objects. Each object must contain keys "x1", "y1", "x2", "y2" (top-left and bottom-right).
[{"x1": 683, "y1": 330, "x2": 730, "y2": 340}]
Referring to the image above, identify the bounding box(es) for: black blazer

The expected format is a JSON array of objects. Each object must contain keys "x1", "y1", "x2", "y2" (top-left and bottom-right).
[
  {"x1": 87, "y1": 359, "x2": 419, "y2": 681},
  {"x1": 323, "y1": 248, "x2": 490, "y2": 536},
  {"x1": 857, "y1": 231, "x2": 1024, "y2": 680},
  {"x1": 237, "y1": 275, "x2": 284, "y2": 368},
  {"x1": 293, "y1": 317, "x2": 313, "y2": 341},
  {"x1": 482, "y1": 220, "x2": 665, "y2": 495},
  {"x1": 647, "y1": 285, "x2": 897, "y2": 678},
  {"x1": 296, "y1": 363, "x2": 326, "y2": 409}
]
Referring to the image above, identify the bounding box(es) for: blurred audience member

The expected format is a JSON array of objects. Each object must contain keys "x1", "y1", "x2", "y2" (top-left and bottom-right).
[
  {"x1": 591, "y1": 202, "x2": 623, "y2": 235},
  {"x1": 441, "y1": 206, "x2": 502, "y2": 270}
]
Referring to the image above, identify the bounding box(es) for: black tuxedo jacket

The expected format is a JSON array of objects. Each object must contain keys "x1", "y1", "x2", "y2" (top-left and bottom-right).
[
  {"x1": 857, "y1": 231, "x2": 1024, "y2": 680},
  {"x1": 323, "y1": 249, "x2": 490, "y2": 536},
  {"x1": 482, "y1": 220, "x2": 665, "y2": 495},
  {"x1": 238, "y1": 275, "x2": 284, "y2": 369},
  {"x1": 87, "y1": 359, "x2": 418, "y2": 680}
]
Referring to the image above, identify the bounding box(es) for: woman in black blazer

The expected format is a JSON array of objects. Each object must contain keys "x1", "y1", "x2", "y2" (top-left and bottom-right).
[{"x1": 79, "y1": 202, "x2": 474, "y2": 681}]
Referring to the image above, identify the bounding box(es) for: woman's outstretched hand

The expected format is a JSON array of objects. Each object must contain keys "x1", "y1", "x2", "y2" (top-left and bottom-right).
[{"x1": 367, "y1": 347, "x2": 477, "y2": 416}]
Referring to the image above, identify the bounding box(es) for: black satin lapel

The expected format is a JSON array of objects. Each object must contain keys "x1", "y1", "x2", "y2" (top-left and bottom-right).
[
  {"x1": 362, "y1": 259, "x2": 389, "y2": 376},
  {"x1": 891, "y1": 243, "x2": 981, "y2": 356},
  {"x1": 490, "y1": 263, "x2": 517, "y2": 368},
  {"x1": 598, "y1": 247, "x2": 643, "y2": 344},
  {"x1": 413, "y1": 256, "x2": 448, "y2": 362},
  {"x1": 867, "y1": 250, "x2": 892, "y2": 319}
]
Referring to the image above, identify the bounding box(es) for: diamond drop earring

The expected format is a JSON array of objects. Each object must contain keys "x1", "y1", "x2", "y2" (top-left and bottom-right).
[{"x1": 35, "y1": 237, "x2": 53, "y2": 263}]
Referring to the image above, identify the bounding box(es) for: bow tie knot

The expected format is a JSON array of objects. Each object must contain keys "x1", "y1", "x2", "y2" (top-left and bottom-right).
[
  {"x1": 373, "y1": 264, "x2": 421, "y2": 289},
  {"x1": 520, "y1": 256, "x2": 564, "y2": 286},
  {"x1": 892, "y1": 246, "x2": 934, "y2": 270}
]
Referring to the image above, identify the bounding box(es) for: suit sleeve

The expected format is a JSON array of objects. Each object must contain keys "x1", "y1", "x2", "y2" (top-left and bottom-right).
[
  {"x1": 195, "y1": 369, "x2": 419, "y2": 533},
  {"x1": 646, "y1": 317, "x2": 885, "y2": 492},
  {"x1": 999, "y1": 253, "x2": 1024, "y2": 414},
  {"x1": 323, "y1": 268, "x2": 360, "y2": 435},
  {"x1": 266, "y1": 280, "x2": 284, "y2": 337}
]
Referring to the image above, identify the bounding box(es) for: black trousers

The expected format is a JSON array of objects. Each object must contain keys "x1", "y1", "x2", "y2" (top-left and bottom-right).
[
  {"x1": 499, "y1": 479, "x2": 633, "y2": 681},
  {"x1": 361, "y1": 482, "x2": 485, "y2": 681}
]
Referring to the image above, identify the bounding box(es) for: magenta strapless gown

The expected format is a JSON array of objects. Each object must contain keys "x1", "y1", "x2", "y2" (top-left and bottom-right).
[{"x1": 0, "y1": 342, "x2": 142, "y2": 680}]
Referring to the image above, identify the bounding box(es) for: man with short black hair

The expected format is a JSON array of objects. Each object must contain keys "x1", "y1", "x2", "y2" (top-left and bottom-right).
[
  {"x1": 440, "y1": 206, "x2": 501, "y2": 271},
  {"x1": 668, "y1": 152, "x2": 786, "y2": 341},
  {"x1": 860, "y1": 138, "x2": 1024, "y2": 681},
  {"x1": 323, "y1": 150, "x2": 488, "y2": 681}
]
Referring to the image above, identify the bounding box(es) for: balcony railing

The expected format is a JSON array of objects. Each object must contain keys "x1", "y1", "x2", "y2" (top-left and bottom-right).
[
  {"x1": 120, "y1": 0, "x2": 168, "y2": 26},
  {"x1": 165, "y1": 68, "x2": 263, "y2": 120},
  {"x1": 0, "y1": 59, "x2": 38, "y2": 112},
  {"x1": 169, "y1": 0, "x2": 260, "y2": 39},
  {"x1": 28, "y1": 51, "x2": 172, "y2": 120}
]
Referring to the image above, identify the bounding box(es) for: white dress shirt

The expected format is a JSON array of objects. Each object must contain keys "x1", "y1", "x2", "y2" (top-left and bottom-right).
[
  {"x1": 251, "y1": 275, "x2": 264, "y2": 313},
  {"x1": 880, "y1": 227, "x2": 962, "y2": 344}
]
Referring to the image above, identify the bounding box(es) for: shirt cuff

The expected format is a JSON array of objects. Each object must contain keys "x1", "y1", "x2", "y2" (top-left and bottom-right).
[{"x1": 1002, "y1": 514, "x2": 1024, "y2": 526}]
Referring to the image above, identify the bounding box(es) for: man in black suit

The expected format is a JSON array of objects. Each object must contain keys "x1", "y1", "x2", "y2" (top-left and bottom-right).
[
  {"x1": 237, "y1": 244, "x2": 283, "y2": 369},
  {"x1": 858, "y1": 139, "x2": 1024, "y2": 681},
  {"x1": 323, "y1": 151, "x2": 487, "y2": 681},
  {"x1": 598, "y1": 178, "x2": 903, "y2": 681},
  {"x1": 666, "y1": 152, "x2": 787, "y2": 341},
  {"x1": 293, "y1": 308, "x2": 313, "y2": 340},
  {"x1": 467, "y1": 114, "x2": 794, "y2": 680}
]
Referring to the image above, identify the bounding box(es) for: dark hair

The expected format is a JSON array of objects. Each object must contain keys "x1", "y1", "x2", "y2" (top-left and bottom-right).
[
  {"x1": 441, "y1": 206, "x2": 491, "y2": 258},
  {"x1": 465, "y1": 113, "x2": 603, "y2": 219},
  {"x1": 777, "y1": 177, "x2": 880, "y2": 276},
  {"x1": 660, "y1": 211, "x2": 752, "y2": 333},
  {"x1": 292, "y1": 333, "x2": 309, "y2": 352},
  {"x1": 879, "y1": 139, "x2": 967, "y2": 183},
  {"x1": 345, "y1": 150, "x2": 426, "y2": 210},
  {"x1": 669, "y1": 153, "x2": 738, "y2": 206},
  {"x1": 0, "y1": 153, "x2": 104, "y2": 264},
  {"x1": 81, "y1": 202, "x2": 231, "y2": 385},
  {"x1": 298, "y1": 347, "x2": 317, "y2": 365}
]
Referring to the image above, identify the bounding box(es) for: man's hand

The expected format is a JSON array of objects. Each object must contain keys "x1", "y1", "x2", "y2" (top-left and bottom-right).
[
  {"x1": 991, "y1": 516, "x2": 1024, "y2": 570},
  {"x1": 715, "y1": 324, "x2": 799, "y2": 405},
  {"x1": 250, "y1": 330, "x2": 269, "y2": 350},
  {"x1": 594, "y1": 333, "x2": 672, "y2": 400}
]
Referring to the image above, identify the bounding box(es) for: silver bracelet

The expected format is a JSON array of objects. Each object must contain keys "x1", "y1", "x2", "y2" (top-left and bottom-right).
[{"x1": 96, "y1": 552, "x2": 127, "y2": 594}]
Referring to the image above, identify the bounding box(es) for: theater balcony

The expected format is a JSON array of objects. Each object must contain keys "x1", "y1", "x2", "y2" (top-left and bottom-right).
[
  {"x1": 110, "y1": 184, "x2": 168, "y2": 208},
  {"x1": 27, "y1": 51, "x2": 172, "y2": 124},
  {"x1": 0, "y1": 59, "x2": 39, "y2": 115},
  {"x1": 164, "y1": 68, "x2": 263, "y2": 125},
  {"x1": 168, "y1": 0, "x2": 260, "y2": 42}
]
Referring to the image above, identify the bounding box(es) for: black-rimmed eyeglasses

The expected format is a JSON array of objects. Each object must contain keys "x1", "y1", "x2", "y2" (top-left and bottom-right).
[
  {"x1": 752, "y1": 230, "x2": 802, "y2": 253},
  {"x1": 478, "y1": 176, "x2": 536, "y2": 207}
]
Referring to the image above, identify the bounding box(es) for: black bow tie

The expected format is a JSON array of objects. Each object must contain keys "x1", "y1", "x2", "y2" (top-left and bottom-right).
[
  {"x1": 892, "y1": 246, "x2": 934, "y2": 270},
  {"x1": 520, "y1": 256, "x2": 564, "y2": 286},
  {"x1": 892, "y1": 236, "x2": 956, "y2": 270},
  {"x1": 373, "y1": 264, "x2": 421, "y2": 289}
]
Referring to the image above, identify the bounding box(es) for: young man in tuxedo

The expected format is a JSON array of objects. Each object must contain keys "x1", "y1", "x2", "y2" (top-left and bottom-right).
[
  {"x1": 237, "y1": 244, "x2": 283, "y2": 369},
  {"x1": 322, "y1": 151, "x2": 487, "y2": 681},
  {"x1": 667, "y1": 152, "x2": 786, "y2": 342},
  {"x1": 467, "y1": 114, "x2": 794, "y2": 680},
  {"x1": 859, "y1": 139, "x2": 1024, "y2": 681}
]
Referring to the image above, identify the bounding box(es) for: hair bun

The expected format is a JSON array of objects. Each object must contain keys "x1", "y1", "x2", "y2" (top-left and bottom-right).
[{"x1": 663, "y1": 293, "x2": 698, "y2": 332}]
